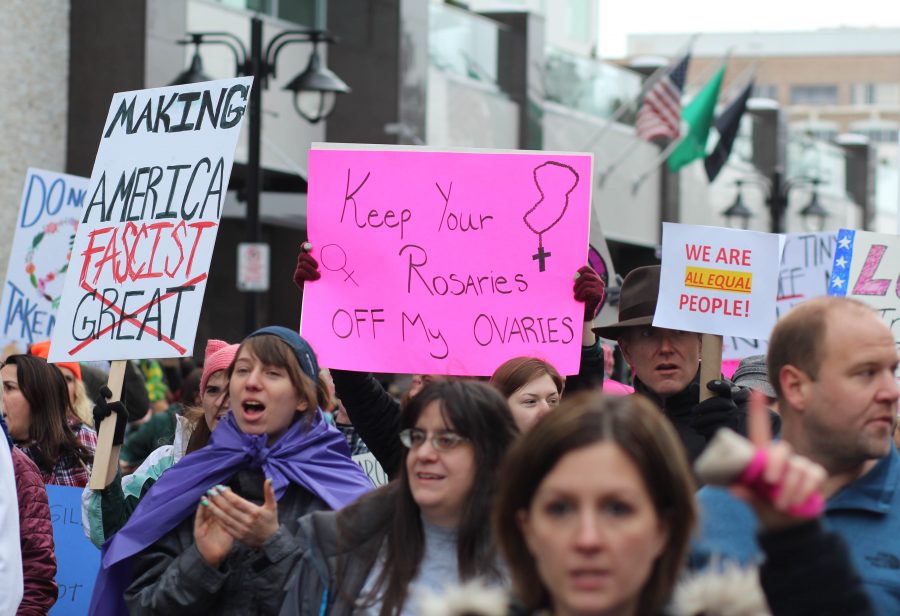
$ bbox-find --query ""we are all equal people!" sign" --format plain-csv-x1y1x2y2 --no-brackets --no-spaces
300,144,593,376
654,222,780,339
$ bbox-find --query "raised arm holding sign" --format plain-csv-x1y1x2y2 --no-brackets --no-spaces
49,77,253,488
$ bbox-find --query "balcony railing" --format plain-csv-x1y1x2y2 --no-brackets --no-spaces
543,46,642,121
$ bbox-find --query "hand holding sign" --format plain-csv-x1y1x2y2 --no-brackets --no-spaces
91,386,128,446
690,379,747,439
293,242,320,288
573,265,605,321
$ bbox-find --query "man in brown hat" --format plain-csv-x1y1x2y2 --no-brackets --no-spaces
595,265,777,461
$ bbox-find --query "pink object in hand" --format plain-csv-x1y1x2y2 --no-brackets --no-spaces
738,449,826,518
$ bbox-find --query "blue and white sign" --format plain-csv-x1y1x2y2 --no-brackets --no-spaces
0,169,88,357
47,485,100,616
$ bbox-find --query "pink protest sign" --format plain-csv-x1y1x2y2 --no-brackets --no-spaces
299,145,593,376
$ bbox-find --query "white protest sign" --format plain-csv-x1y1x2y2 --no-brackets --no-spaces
49,77,253,363
0,169,88,357
723,231,837,360
829,228,900,348
654,222,780,339
353,452,389,487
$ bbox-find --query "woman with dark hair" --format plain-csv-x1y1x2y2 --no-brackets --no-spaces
493,393,874,616
90,326,372,615
2,354,94,487
279,379,519,616
490,357,563,431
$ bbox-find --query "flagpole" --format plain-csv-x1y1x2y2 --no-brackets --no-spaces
630,53,732,193
579,33,699,151
597,139,643,187
631,135,686,193
723,61,758,100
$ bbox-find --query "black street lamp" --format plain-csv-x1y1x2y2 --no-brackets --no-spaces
170,16,350,334
722,181,753,230
722,170,828,233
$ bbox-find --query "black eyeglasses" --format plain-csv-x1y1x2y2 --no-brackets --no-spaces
399,428,469,451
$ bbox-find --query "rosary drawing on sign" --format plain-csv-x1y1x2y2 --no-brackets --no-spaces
523,161,580,272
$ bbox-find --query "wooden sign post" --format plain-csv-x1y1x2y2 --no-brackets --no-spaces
699,333,723,402
88,360,126,489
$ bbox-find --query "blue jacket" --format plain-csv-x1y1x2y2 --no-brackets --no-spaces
692,446,900,615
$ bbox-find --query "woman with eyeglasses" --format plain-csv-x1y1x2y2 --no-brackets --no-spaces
279,379,519,616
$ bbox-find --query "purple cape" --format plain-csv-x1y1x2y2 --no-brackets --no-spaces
89,409,372,615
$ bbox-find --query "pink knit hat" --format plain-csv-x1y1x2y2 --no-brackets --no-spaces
200,340,239,395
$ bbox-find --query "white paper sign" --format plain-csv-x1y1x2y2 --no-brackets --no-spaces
722,231,837,360
654,222,780,339
237,242,270,291
353,452,389,487
829,228,900,349
0,169,89,357
49,77,253,362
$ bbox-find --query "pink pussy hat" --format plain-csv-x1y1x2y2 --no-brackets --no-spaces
200,339,239,394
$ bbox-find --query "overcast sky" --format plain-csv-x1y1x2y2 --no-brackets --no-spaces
598,2,900,58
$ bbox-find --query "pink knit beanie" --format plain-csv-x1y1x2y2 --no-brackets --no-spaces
200,340,239,395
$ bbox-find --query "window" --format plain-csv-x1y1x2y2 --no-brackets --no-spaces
791,122,838,143
753,84,778,100
210,0,316,26
852,83,900,106
790,85,838,106
850,121,900,143
851,83,876,105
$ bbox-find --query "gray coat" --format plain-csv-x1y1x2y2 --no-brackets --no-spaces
279,486,395,616
124,469,330,616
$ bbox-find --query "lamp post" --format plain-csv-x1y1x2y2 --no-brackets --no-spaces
722,170,828,233
170,15,350,334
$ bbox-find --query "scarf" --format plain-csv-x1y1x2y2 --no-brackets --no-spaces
89,409,372,615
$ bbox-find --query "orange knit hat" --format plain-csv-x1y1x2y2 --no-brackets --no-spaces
29,340,82,381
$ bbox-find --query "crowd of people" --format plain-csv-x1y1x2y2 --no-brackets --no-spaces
0,244,895,616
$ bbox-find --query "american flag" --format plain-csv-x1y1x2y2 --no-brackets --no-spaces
635,54,691,142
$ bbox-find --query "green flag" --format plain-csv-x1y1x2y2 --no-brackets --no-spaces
667,65,725,172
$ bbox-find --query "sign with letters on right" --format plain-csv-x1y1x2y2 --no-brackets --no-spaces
723,231,837,360
829,228,900,347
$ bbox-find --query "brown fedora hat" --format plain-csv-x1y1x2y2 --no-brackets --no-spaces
592,265,661,340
